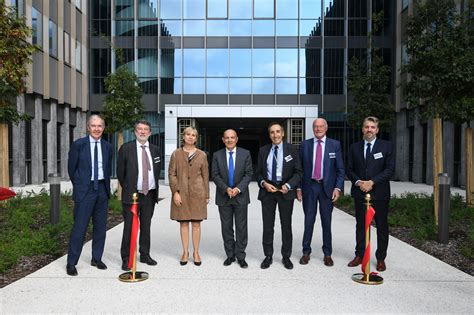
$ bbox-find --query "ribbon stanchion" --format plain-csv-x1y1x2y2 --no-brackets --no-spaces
119,193,149,282
352,194,384,285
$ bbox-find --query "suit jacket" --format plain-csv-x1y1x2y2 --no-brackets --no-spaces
299,137,345,198
256,142,303,201
68,136,112,202
117,140,161,205
347,138,395,200
211,147,253,206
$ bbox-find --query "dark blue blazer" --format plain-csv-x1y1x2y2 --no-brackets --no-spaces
68,136,112,202
299,137,345,198
347,139,395,200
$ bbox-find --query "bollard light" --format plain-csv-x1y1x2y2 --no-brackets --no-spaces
48,173,61,225
437,173,450,244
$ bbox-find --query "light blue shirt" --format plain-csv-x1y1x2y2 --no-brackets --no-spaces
364,138,377,159
89,136,104,181
266,142,283,182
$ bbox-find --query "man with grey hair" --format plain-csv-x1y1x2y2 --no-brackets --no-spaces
66,115,112,276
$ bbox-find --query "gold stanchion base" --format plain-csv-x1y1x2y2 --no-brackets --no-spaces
352,273,384,285
118,271,149,282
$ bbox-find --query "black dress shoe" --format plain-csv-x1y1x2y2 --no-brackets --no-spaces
260,256,272,269
121,260,129,271
223,256,236,266
140,255,157,266
238,259,248,269
282,257,294,270
66,264,78,276
91,259,107,270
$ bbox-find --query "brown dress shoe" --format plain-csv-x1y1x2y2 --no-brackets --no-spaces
376,260,386,271
299,254,310,265
347,256,363,267
323,256,334,266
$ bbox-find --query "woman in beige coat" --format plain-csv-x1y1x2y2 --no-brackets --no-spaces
168,126,209,266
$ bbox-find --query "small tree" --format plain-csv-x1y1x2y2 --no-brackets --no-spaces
347,12,394,131
0,2,36,186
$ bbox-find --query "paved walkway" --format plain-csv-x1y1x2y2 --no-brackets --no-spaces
1,181,473,313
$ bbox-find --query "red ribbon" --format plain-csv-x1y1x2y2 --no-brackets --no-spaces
361,205,375,274
128,202,140,269
0,187,16,201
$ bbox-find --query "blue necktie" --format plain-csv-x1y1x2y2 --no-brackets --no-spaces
365,142,371,162
271,145,278,182
93,141,99,190
228,151,234,188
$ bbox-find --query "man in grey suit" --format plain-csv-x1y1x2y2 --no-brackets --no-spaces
212,129,253,268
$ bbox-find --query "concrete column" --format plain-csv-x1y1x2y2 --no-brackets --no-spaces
47,100,58,176
73,111,87,140
395,111,409,181
61,107,70,180
443,121,454,180
31,95,43,184
12,95,26,186
412,113,424,183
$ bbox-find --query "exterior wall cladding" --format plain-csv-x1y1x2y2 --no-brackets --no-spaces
8,0,473,188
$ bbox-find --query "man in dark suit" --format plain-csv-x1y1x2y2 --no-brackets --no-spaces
66,115,112,276
256,122,303,270
297,118,345,267
212,129,253,268
347,116,395,272
117,120,161,271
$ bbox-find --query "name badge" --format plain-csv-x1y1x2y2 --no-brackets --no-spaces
284,155,293,162
373,152,383,159
329,152,336,159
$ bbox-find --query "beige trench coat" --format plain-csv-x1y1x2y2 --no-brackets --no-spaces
168,148,209,221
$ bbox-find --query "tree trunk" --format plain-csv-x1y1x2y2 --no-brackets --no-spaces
0,123,9,187
466,127,473,207
116,131,124,201
433,118,443,225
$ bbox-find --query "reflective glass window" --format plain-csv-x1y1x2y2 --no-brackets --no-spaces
64,32,70,63
160,0,181,18
252,78,274,94
252,49,274,77
276,49,297,77
276,0,297,19
229,0,251,18
348,19,367,36
161,20,182,36
276,78,297,94
184,0,205,19
161,48,182,77
207,49,229,77
324,0,344,18
254,0,274,18
230,78,251,94
324,20,344,36
49,20,58,57
138,0,158,18
75,40,82,71
92,0,111,19
116,20,134,36
116,0,134,18
349,0,367,17
207,20,228,36
183,20,205,36
116,48,134,71
138,49,158,77
207,78,228,94
183,78,205,94
300,0,322,19
299,78,321,94
230,49,251,77
300,19,322,36
139,78,158,94
207,0,228,18
300,49,321,78
276,20,298,36
161,77,181,94
32,8,42,47
183,49,205,77
229,20,251,36
138,20,159,36
324,48,344,94
91,48,111,77
253,20,274,36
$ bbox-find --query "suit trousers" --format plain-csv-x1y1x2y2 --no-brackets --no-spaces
120,190,156,261
67,181,108,265
354,198,389,261
302,181,334,256
218,202,248,260
261,193,294,258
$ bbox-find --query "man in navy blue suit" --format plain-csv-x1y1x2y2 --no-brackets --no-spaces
346,116,395,272
297,118,345,266
66,115,112,276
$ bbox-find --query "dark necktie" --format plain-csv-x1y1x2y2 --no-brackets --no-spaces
365,142,372,162
271,145,278,182
142,145,151,195
228,151,234,188
93,141,99,190
313,139,322,180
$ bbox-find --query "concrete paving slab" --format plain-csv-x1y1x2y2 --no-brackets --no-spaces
1,182,473,313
